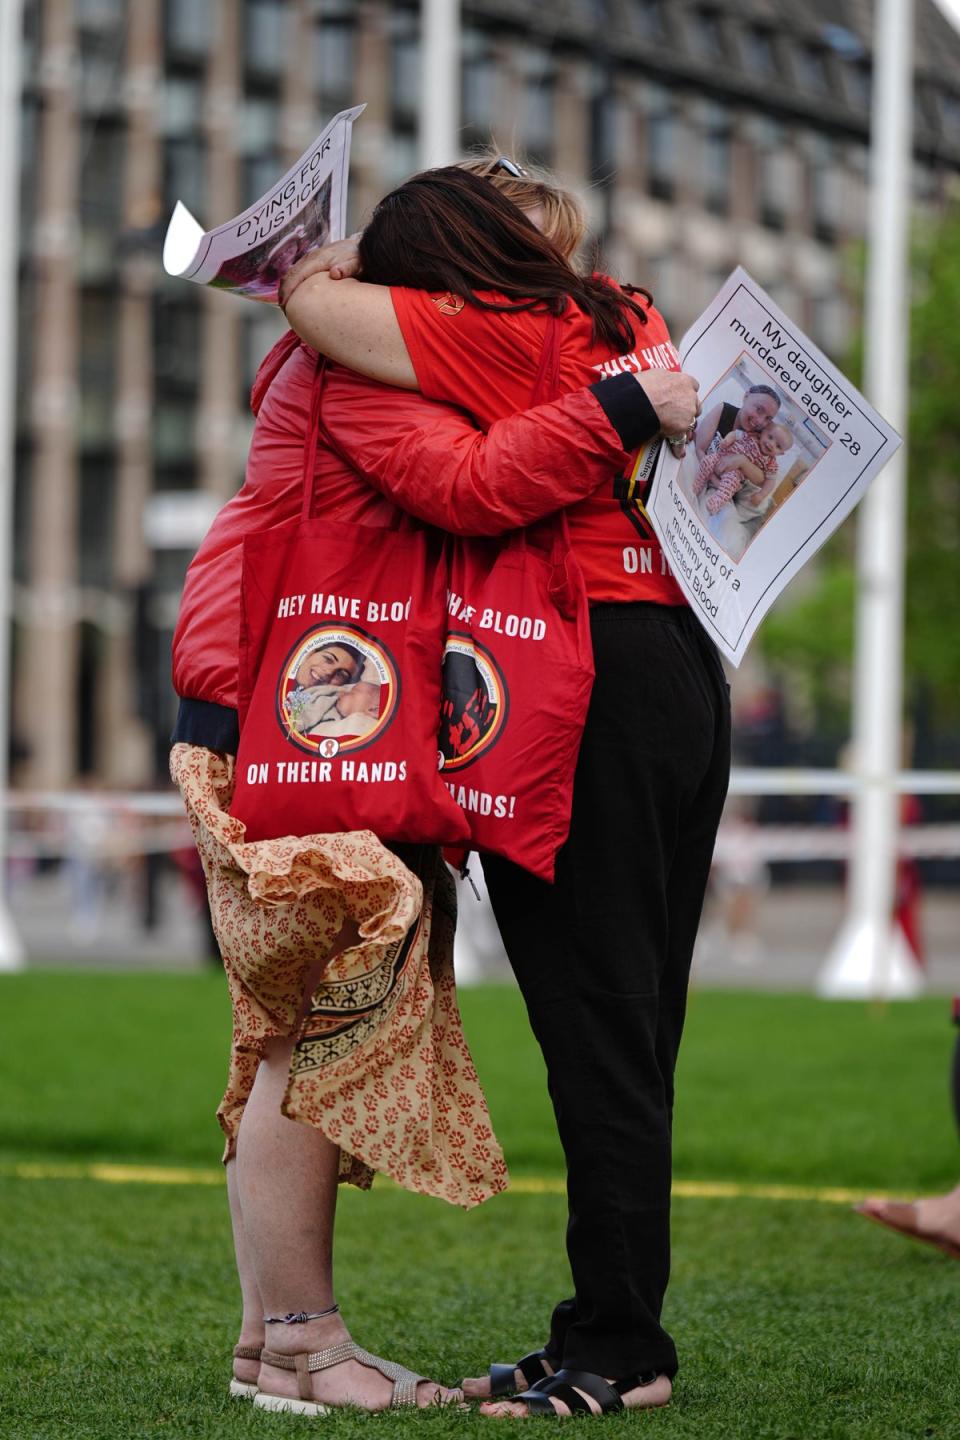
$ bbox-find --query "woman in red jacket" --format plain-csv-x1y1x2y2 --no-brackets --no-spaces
281,164,728,1419
170,174,694,1414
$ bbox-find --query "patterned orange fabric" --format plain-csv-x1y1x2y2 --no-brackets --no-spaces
170,743,507,1208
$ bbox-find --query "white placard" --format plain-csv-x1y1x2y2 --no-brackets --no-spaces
644,268,901,665
162,105,365,303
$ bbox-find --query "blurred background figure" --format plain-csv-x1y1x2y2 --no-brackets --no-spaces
63,779,112,944
699,797,770,970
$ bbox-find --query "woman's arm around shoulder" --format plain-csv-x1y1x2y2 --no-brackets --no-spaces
283,271,419,389
319,371,662,535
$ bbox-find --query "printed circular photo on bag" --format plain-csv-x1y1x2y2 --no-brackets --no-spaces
438,634,508,772
277,626,399,757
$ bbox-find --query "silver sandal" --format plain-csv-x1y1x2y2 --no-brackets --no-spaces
253,1338,430,1415
229,1342,262,1400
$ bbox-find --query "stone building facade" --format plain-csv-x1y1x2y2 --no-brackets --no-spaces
12,0,960,787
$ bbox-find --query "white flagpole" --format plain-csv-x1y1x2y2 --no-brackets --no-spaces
421,0,460,169
817,0,916,999
0,0,26,972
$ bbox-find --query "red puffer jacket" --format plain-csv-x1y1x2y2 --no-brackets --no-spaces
172,333,655,720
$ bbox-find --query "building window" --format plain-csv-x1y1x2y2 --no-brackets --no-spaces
76,0,125,30
18,96,40,252
164,135,208,218
643,83,677,202
161,74,202,137
938,88,960,144
154,291,202,394
845,61,872,112
794,45,830,97
242,310,287,397
15,280,36,440
312,5,355,112
627,0,667,42
911,161,939,206
78,30,124,117
165,0,213,62
645,253,681,325
80,119,124,280
153,288,202,483
240,94,282,208
696,100,732,216
808,135,843,244
153,400,197,471
811,294,847,362
519,44,555,164
390,7,420,129
79,291,116,451
385,131,418,188
22,0,40,78
79,461,116,587
244,0,288,82
752,117,791,230
688,9,725,61
741,27,778,78
462,26,497,144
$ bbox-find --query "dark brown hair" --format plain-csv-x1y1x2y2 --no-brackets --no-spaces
358,167,651,351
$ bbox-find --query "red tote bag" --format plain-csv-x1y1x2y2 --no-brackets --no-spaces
440,521,594,881
439,318,595,881
230,360,469,848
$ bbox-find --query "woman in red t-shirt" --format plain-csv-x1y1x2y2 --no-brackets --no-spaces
282,165,729,1419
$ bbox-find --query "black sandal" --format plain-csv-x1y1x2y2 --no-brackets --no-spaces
514,1368,660,1416
486,1350,555,1398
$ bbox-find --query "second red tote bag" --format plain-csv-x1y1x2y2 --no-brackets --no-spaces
439,316,595,881
439,518,594,881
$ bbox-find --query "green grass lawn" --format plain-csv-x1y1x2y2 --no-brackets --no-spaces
2,974,959,1440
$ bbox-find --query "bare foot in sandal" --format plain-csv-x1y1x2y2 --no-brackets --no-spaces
480,1369,672,1418
254,1316,462,1414
463,1349,555,1399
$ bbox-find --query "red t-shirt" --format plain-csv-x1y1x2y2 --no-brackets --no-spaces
390,284,687,605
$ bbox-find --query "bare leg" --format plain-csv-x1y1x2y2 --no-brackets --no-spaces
226,1159,264,1389
235,940,459,1411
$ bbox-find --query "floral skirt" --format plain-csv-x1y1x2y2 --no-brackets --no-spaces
170,743,507,1208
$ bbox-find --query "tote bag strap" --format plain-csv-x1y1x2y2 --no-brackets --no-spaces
299,350,418,535
300,351,328,523
528,312,586,621
529,310,563,408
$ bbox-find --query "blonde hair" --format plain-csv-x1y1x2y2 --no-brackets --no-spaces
457,148,588,263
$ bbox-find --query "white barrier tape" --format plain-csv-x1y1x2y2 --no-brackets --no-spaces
2,778,960,862
713,825,960,862
729,768,960,796
4,822,960,862
3,768,960,818
2,791,185,815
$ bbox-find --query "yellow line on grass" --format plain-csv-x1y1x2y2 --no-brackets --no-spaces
509,1177,871,1204
2,1160,876,1206
10,1160,224,1186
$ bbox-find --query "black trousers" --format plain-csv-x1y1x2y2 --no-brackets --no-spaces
483,602,731,1381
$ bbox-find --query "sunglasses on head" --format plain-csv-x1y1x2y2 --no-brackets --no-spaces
491,155,527,178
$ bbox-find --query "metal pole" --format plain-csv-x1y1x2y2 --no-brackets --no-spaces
0,0,26,972
420,0,460,169
817,0,915,999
